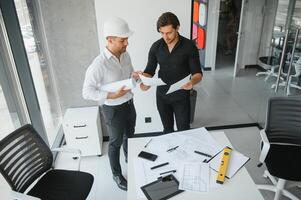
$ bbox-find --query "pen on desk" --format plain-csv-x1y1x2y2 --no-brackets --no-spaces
167,146,179,152
194,150,212,158
150,162,169,170
160,170,177,175
144,139,153,148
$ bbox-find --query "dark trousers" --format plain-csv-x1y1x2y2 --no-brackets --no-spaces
102,100,136,176
156,93,190,134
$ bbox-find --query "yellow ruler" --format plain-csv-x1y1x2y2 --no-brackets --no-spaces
216,147,232,184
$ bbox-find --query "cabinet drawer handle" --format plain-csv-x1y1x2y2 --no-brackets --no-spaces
75,136,88,139
73,124,87,128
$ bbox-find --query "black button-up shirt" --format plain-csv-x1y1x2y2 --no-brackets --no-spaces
144,35,202,98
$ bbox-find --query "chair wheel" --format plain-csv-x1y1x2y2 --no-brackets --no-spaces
73,157,79,160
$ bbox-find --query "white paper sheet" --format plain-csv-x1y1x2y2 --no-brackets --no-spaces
139,74,166,86
134,157,179,199
100,78,136,92
166,75,191,94
146,128,222,162
209,149,250,178
178,162,210,192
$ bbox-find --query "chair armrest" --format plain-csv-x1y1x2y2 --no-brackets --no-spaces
258,129,271,164
11,191,40,200
51,147,82,171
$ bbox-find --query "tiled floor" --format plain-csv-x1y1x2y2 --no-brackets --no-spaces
191,54,298,128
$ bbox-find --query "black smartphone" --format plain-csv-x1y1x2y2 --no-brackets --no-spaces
138,151,158,161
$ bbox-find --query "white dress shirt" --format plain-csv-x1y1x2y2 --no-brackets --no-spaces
82,48,134,106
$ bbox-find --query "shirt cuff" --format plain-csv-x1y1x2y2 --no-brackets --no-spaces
98,90,109,105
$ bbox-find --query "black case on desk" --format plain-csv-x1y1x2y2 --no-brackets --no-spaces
141,174,184,200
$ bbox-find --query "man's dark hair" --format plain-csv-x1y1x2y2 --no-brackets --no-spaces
156,12,180,32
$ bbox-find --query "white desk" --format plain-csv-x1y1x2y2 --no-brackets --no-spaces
128,131,264,200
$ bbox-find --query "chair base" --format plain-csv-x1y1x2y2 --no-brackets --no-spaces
287,82,301,95
257,170,301,200
256,69,278,82
271,78,301,95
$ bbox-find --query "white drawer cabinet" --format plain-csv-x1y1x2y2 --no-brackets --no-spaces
63,106,102,156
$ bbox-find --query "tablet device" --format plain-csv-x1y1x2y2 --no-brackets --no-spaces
141,174,184,200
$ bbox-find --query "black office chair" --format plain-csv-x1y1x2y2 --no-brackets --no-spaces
0,124,94,200
257,96,301,200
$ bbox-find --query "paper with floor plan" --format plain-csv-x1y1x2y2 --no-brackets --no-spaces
166,75,191,94
178,162,210,192
138,74,166,86
100,78,136,92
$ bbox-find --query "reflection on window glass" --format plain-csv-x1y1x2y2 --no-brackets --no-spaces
0,84,21,140
274,0,289,32
14,0,62,146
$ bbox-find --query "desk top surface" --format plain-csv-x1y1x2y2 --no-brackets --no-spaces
128,131,264,200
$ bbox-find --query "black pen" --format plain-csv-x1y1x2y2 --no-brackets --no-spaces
160,170,177,175
144,139,153,148
194,150,212,158
150,162,169,170
167,146,179,152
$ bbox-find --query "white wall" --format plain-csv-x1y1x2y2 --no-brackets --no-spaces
95,0,192,133
39,0,99,111
258,0,278,58
240,0,266,67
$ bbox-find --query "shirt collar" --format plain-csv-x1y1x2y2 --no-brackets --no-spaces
161,34,182,52
104,47,125,61
104,47,114,59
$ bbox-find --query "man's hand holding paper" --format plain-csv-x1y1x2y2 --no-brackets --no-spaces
166,75,191,94
181,81,193,90
107,86,130,99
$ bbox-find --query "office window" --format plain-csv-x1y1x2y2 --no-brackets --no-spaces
0,9,29,140
14,0,62,146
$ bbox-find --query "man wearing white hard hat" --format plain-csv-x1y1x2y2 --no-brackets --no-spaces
82,17,137,191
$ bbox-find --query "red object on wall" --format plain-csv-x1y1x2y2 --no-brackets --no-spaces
197,27,206,49
193,1,199,23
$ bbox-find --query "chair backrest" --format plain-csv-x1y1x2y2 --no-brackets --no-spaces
0,124,53,193
265,96,301,145
264,96,301,181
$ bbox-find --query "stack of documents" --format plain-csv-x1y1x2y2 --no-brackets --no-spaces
134,127,251,199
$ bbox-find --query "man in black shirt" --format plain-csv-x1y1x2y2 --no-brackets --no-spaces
140,12,203,134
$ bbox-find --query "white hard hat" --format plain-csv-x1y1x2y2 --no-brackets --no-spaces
103,17,134,38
